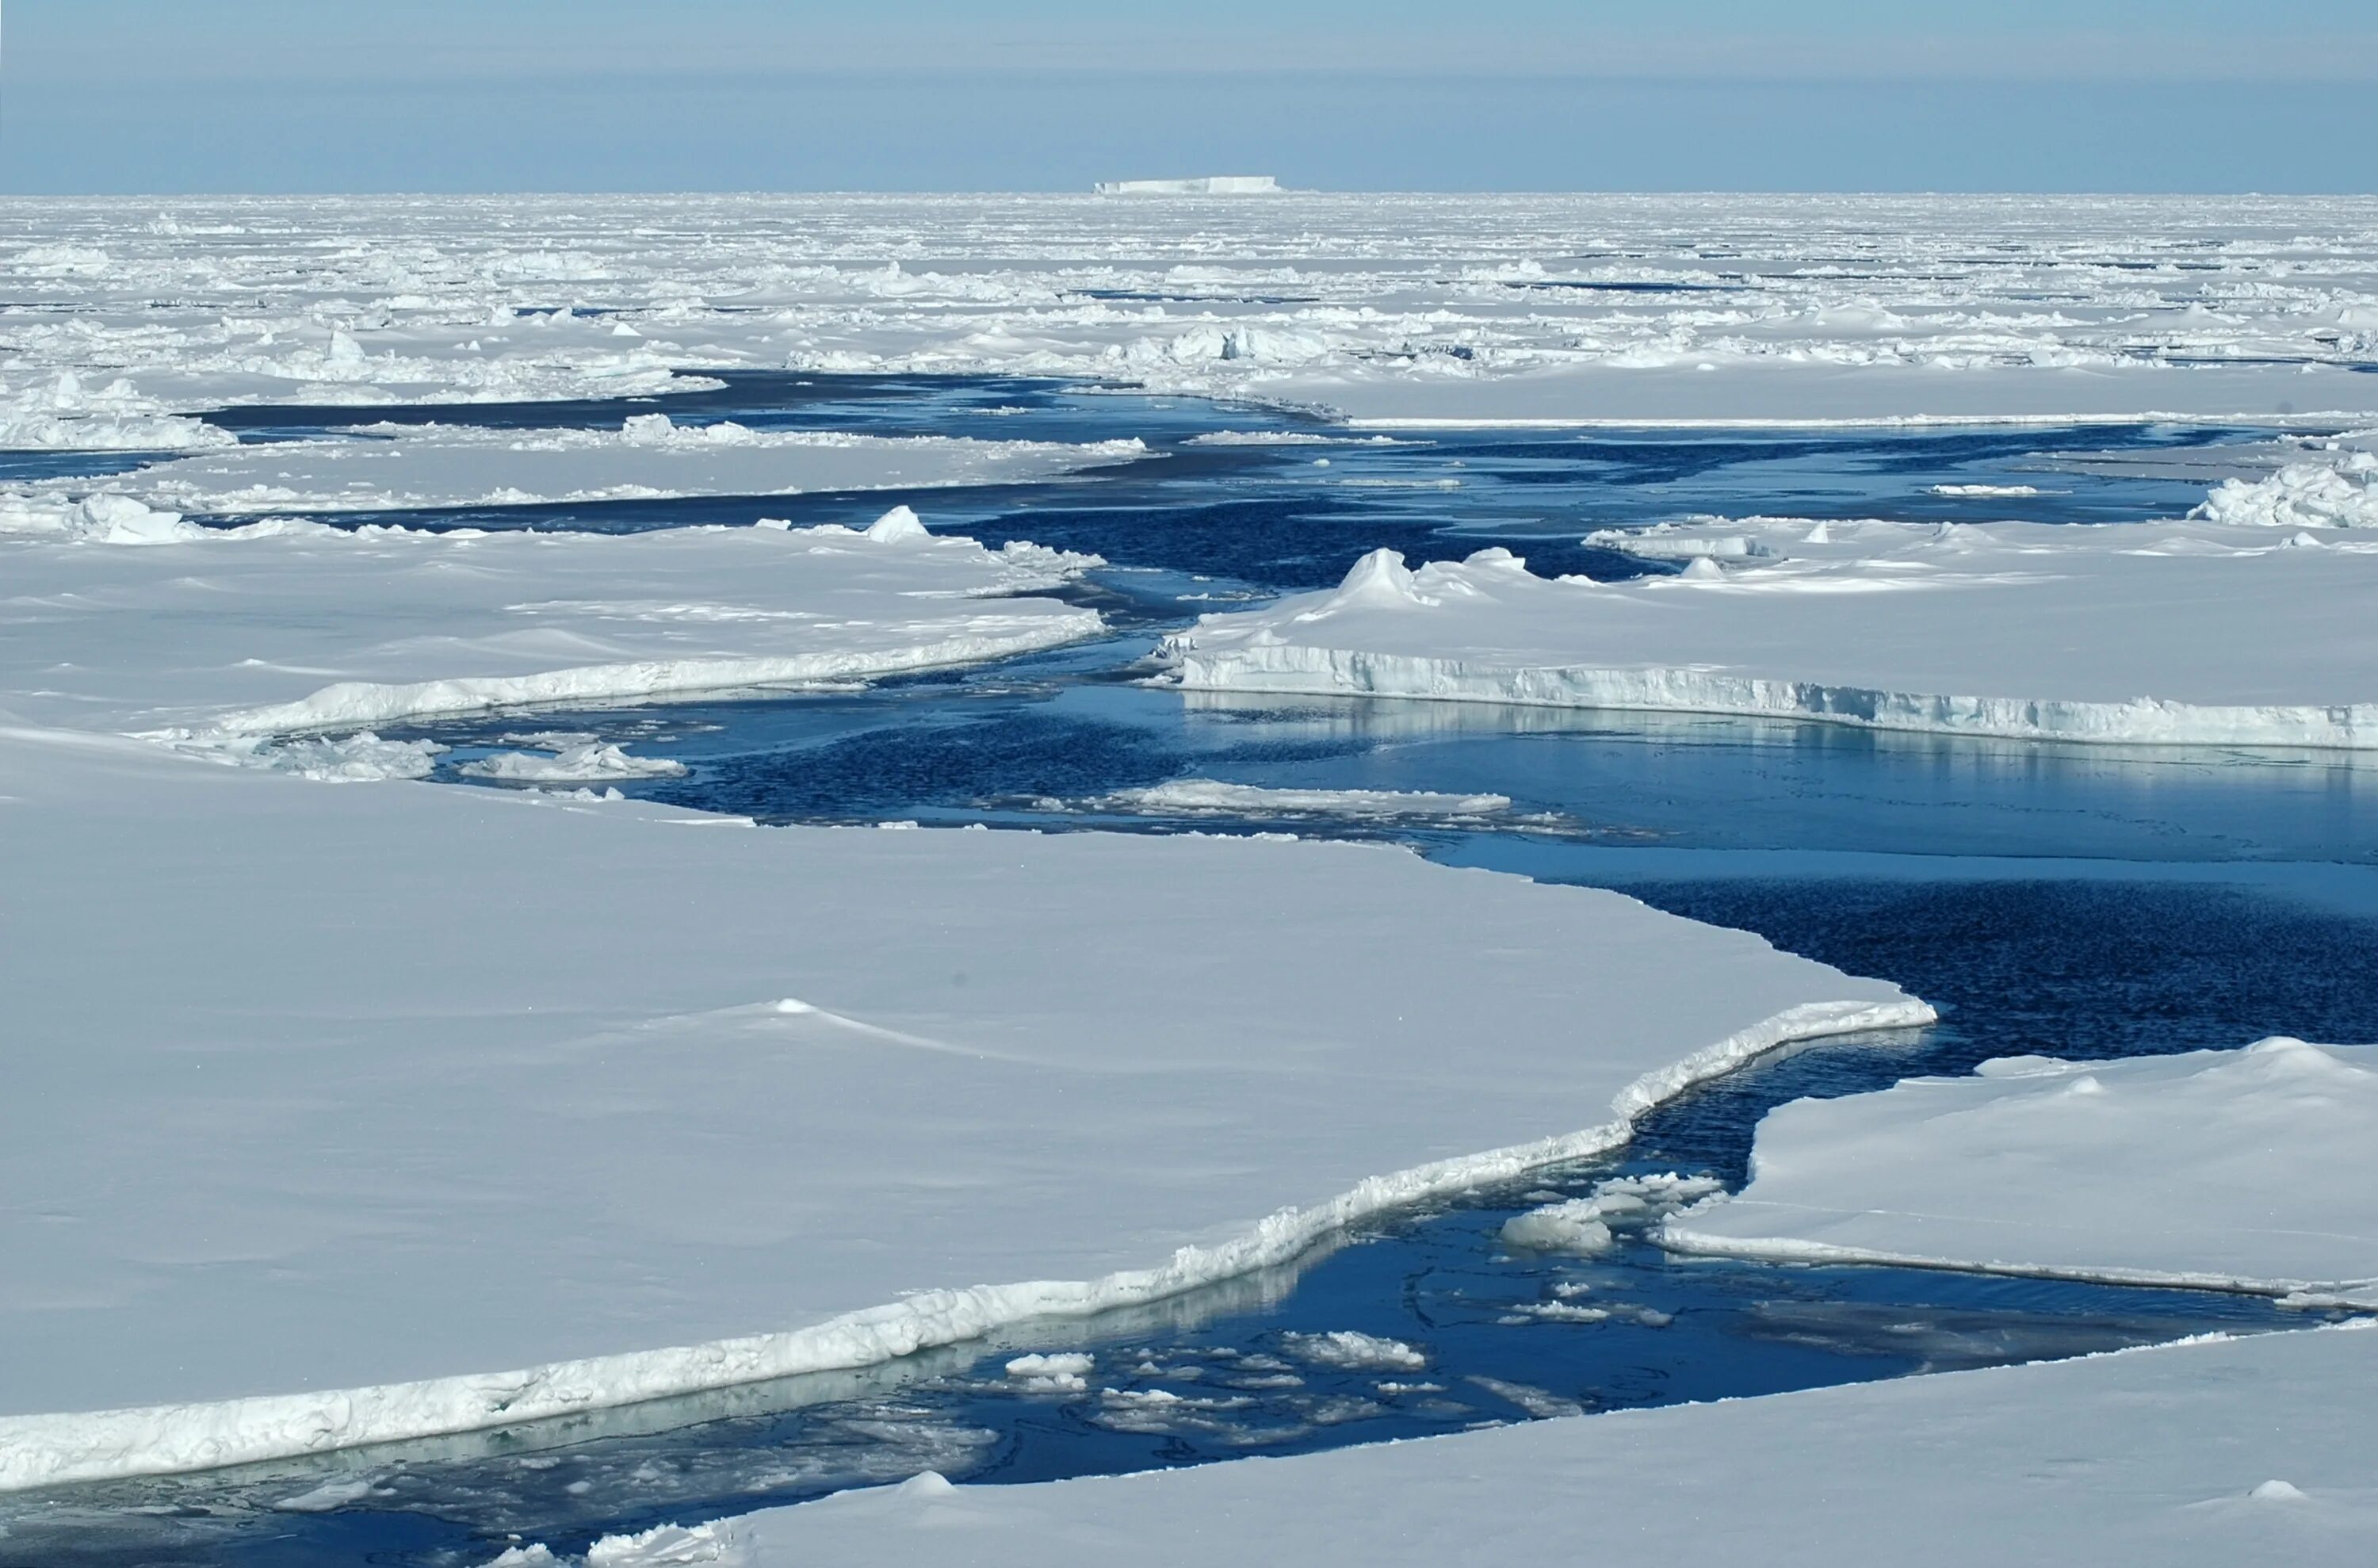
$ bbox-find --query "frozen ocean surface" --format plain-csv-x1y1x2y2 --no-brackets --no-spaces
10,186,2378,1562
12,372,2378,1565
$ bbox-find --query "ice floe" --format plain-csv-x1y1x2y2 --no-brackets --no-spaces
0,723,1921,1486
626,1324,2378,1566
0,507,1103,742
1661,1038,2378,1303
61,422,1145,516
1157,518,2378,748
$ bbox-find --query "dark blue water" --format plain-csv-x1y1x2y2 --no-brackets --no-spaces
12,377,2370,1566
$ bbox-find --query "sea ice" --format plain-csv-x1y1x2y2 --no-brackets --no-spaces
0,509,1103,741
620,1324,2378,1566
1096,780,1512,820
7,195,2377,432
1158,520,2378,748
70,423,1145,515
1661,1038,2378,1301
1279,1333,1428,1372
460,742,688,783
0,725,1922,1486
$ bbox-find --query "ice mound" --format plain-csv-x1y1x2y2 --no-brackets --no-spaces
268,732,446,782
2193,453,2378,530
64,493,201,545
863,504,931,542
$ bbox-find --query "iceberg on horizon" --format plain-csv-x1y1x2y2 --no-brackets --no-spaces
1095,175,1282,195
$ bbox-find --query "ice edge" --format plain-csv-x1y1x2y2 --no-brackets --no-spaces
1653,1226,2378,1307
1159,644,2378,750
0,996,1932,1491
201,615,1107,737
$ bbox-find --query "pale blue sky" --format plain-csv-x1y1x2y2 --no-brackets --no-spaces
5,1,2375,193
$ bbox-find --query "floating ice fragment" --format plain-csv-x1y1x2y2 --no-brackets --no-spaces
270,1474,383,1512
1501,1173,1726,1255
1004,1352,1093,1392
1281,1331,1428,1371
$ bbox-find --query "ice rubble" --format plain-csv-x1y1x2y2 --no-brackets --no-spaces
1660,1039,2378,1302
1500,1172,1724,1256
459,741,686,783
0,725,1923,1487
600,1324,2378,1567
6,194,2378,431
2192,449,2378,530
0,507,1103,743
1157,520,2378,748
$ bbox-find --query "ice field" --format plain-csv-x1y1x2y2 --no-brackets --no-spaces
6,194,2378,1564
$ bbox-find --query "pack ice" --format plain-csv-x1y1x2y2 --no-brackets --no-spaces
1157,518,2378,748
6,194,2378,430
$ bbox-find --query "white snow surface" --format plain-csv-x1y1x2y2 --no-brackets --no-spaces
0,721,1921,1486
598,1325,2378,1567
1661,1038,2378,1301
68,420,1143,516
3,195,2377,432
0,511,1102,742
1158,521,2378,747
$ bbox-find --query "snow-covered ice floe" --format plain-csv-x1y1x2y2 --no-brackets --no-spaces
67,419,1144,516
594,1323,2378,1567
1660,1039,2378,1306
1157,516,2378,748
0,507,1102,744
0,725,1925,1488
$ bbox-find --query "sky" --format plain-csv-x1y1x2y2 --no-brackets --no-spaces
3,1,2376,193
